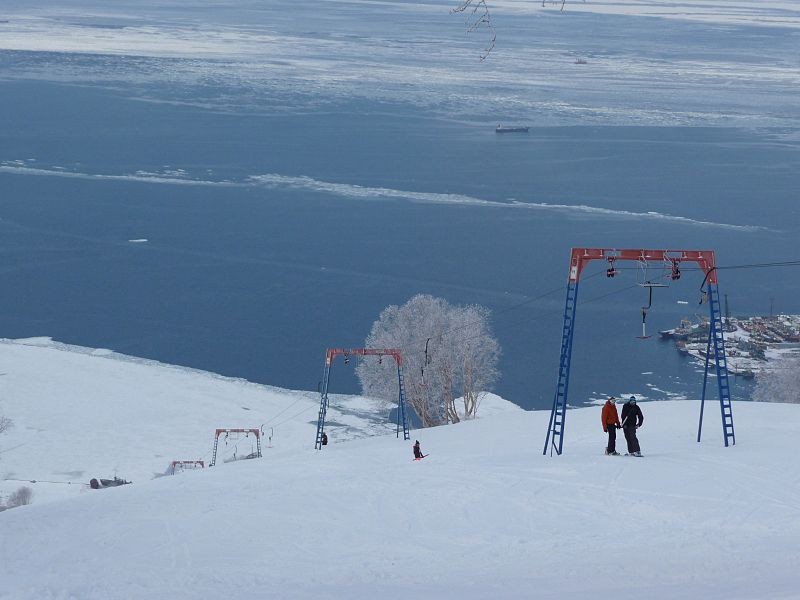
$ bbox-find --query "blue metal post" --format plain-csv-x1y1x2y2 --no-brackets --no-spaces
397,365,410,440
697,326,713,442
543,281,579,456
315,359,332,450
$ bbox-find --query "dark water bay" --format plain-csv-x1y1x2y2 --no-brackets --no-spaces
2,79,799,408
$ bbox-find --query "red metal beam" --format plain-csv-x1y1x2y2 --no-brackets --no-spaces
170,460,204,469
325,348,403,366
214,428,261,439
568,248,717,284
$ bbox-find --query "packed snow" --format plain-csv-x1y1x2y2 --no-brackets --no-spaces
0,337,402,505
1,338,799,599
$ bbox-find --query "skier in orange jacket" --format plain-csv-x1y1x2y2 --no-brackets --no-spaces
601,397,621,456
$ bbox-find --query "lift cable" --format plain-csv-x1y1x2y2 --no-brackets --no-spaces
403,273,639,355
271,403,318,429
607,259,800,272
396,270,605,355
400,255,800,359
3,476,87,486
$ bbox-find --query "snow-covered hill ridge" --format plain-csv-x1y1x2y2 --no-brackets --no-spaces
0,337,518,504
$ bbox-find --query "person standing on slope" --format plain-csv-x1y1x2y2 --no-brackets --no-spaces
413,440,425,460
621,396,644,457
602,396,621,455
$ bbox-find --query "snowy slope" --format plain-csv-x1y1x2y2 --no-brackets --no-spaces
1,339,799,599
0,337,414,504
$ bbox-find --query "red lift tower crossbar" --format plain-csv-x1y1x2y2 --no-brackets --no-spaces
568,248,717,284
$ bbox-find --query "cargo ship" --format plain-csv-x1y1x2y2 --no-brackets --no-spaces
496,125,529,133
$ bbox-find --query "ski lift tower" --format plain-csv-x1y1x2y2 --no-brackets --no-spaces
210,428,262,466
543,248,736,456
315,348,410,449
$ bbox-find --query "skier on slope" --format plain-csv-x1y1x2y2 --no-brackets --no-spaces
413,440,425,460
621,396,644,457
601,396,622,455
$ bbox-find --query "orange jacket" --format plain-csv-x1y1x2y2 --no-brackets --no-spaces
601,401,620,432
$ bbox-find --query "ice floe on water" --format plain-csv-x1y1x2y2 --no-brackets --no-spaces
0,160,768,231
1,1,799,127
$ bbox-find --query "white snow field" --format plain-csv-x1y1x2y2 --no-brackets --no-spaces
0,337,404,505
1,338,800,599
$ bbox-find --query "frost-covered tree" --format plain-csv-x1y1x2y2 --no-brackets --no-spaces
0,415,10,436
0,406,12,470
356,294,500,427
752,356,800,404
0,411,11,450
6,486,33,509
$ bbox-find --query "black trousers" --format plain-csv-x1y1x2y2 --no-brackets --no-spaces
606,427,617,453
623,426,640,454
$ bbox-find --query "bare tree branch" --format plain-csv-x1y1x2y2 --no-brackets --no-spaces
451,0,496,61
6,486,33,509
453,0,584,59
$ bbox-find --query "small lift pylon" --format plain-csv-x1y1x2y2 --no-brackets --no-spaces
210,428,262,466
315,348,410,450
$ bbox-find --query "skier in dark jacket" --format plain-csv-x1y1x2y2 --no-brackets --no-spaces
413,440,425,460
621,396,644,456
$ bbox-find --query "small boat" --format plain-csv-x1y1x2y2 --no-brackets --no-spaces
574,58,588,65
496,125,529,134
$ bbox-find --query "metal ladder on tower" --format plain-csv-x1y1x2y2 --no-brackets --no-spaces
210,435,220,466
396,366,410,440
707,284,735,446
255,433,263,458
544,281,579,456
315,361,332,450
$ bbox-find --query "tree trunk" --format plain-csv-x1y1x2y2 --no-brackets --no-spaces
463,356,476,418
441,368,459,424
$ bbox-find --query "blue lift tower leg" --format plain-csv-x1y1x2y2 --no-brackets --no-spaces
397,365,410,440
315,359,332,450
698,283,735,446
544,280,579,456
697,325,713,443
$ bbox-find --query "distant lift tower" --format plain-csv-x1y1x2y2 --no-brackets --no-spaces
315,348,410,450
543,248,735,456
